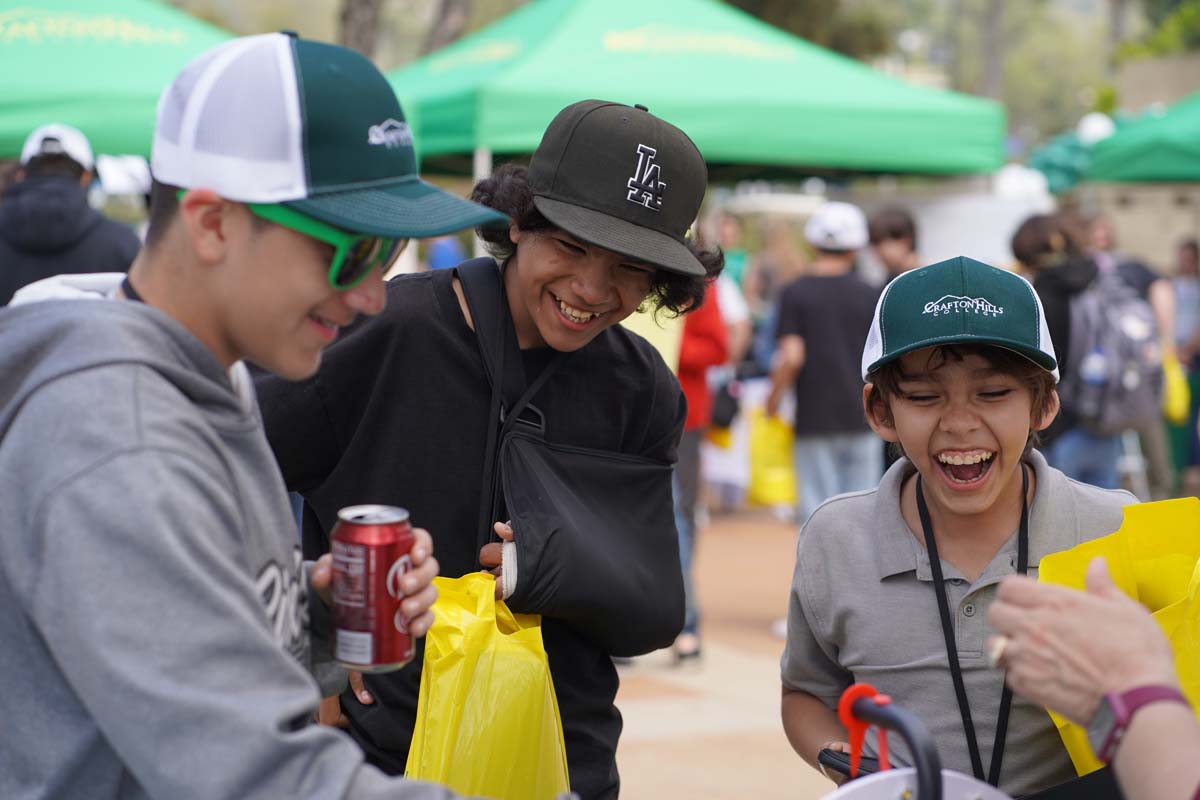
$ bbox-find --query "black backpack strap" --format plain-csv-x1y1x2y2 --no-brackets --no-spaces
455,258,567,559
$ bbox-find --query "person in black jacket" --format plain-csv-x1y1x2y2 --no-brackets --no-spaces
0,123,140,305
255,100,722,800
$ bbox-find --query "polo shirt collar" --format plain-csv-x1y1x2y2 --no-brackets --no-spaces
874,449,1064,582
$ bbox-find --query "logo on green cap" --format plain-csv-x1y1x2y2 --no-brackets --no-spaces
922,294,1005,318
367,119,413,149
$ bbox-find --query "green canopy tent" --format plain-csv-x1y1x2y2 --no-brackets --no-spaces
1089,93,1200,182
0,0,231,159
388,0,1005,180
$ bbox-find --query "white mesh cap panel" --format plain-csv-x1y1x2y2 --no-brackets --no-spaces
151,33,307,202
861,277,895,380
1019,269,1060,382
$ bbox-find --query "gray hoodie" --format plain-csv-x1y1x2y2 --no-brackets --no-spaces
0,293,458,800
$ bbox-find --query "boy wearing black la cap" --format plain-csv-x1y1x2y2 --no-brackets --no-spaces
256,100,723,798
780,256,1135,796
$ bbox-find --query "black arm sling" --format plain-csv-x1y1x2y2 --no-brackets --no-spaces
454,258,684,656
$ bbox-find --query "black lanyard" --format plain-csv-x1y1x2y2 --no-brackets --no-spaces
915,464,1028,787
121,275,144,303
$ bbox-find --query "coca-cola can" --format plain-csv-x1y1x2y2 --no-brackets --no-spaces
330,504,416,672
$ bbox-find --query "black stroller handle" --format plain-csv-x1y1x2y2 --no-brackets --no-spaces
851,697,943,800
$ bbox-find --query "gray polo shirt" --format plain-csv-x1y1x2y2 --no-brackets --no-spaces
781,449,1135,796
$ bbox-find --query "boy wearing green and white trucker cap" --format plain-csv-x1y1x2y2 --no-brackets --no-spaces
0,33,486,800
781,256,1136,796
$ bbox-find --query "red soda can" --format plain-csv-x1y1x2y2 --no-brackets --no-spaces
330,504,416,672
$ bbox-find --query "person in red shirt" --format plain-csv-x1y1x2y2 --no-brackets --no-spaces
674,283,728,659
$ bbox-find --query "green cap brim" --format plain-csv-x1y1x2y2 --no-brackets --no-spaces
865,335,1059,377
533,196,706,277
285,177,508,238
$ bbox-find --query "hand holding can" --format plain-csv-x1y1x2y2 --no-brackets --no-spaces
331,505,438,672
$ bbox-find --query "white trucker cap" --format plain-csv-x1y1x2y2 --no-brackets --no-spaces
21,123,95,172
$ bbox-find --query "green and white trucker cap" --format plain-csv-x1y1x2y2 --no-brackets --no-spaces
861,255,1059,382
151,32,506,238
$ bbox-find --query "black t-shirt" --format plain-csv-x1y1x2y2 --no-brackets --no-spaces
775,274,880,435
255,266,684,800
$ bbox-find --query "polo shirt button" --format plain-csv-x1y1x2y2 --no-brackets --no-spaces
963,604,976,617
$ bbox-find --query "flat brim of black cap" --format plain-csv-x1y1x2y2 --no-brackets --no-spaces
284,177,508,239
533,196,705,277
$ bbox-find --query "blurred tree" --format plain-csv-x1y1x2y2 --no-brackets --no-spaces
1143,0,1186,25
1118,0,1200,57
726,0,837,45
421,0,472,55
340,0,383,56
726,0,898,60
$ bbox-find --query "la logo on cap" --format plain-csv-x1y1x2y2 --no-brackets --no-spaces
627,143,665,211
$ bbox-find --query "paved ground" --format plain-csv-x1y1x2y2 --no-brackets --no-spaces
614,510,835,799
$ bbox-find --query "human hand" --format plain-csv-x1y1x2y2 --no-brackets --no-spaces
817,740,852,786
765,388,782,418
317,671,375,727
317,529,438,632
479,520,515,600
398,527,439,638
308,553,334,607
987,557,1178,725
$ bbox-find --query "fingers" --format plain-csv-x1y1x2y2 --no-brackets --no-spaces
493,520,515,542
1084,556,1122,599
308,554,333,607
479,542,503,568
402,583,438,637
316,694,350,728
348,670,373,705
410,527,434,565
987,634,1009,668
984,594,1027,636
408,607,436,638
402,552,439,597
992,573,1045,606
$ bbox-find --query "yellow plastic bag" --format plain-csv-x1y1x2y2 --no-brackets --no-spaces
747,408,796,507
405,573,569,799
1163,353,1191,424
1037,497,1200,775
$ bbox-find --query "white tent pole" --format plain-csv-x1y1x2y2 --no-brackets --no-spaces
473,146,493,257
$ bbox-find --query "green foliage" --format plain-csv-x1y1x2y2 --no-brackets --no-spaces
1094,83,1119,115
1118,0,1200,59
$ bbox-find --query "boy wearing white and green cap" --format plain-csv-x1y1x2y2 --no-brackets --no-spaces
0,33,505,800
780,256,1135,796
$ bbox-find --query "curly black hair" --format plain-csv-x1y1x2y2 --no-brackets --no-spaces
471,163,722,316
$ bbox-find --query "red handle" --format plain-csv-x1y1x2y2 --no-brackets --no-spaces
837,683,892,777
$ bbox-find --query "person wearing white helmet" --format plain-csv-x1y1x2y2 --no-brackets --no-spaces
767,200,881,524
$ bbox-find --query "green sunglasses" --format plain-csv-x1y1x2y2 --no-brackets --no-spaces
246,202,407,290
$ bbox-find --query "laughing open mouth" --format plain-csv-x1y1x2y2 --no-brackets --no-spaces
936,450,995,483
551,292,601,324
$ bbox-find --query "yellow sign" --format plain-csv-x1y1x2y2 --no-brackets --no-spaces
0,9,187,46
427,40,520,74
604,24,796,61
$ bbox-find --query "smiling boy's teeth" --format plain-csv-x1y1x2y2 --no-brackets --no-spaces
937,451,994,465
558,298,597,323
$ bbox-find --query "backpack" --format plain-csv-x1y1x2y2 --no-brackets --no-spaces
1058,271,1163,435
